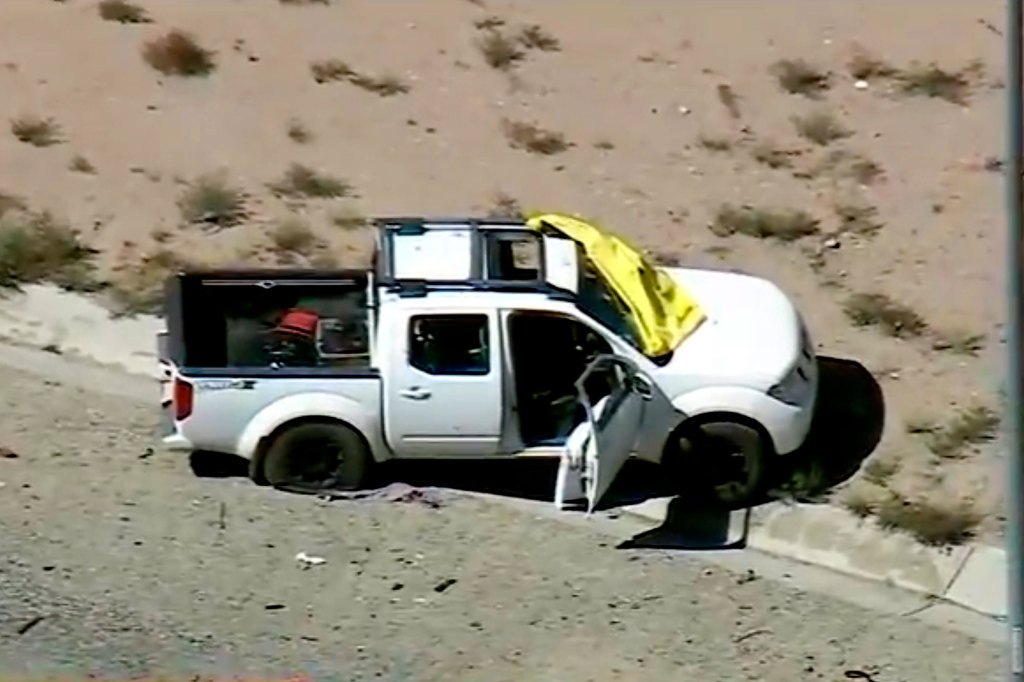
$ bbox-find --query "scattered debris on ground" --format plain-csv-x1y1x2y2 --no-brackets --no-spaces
317,482,448,508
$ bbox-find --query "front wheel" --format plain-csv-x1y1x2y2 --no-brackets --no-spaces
261,421,369,494
668,420,770,509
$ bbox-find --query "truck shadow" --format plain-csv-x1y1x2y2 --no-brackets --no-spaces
188,355,885,552
618,355,886,550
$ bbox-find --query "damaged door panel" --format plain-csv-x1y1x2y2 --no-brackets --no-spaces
555,354,674,513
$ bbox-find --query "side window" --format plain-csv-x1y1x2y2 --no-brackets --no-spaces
487,233,542,281
409,314,490,376
576,255,643,351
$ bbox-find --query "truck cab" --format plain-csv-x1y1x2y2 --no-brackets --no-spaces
158,213,818,509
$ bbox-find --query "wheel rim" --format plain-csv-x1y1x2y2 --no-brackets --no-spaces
288,436,346,488
687,434,757,504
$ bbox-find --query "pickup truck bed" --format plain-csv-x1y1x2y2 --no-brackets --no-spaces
164,268,373,372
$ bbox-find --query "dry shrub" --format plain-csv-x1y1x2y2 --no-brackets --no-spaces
311,59,354,83
931,329,986,356
478,30,525,70
142,30,216,77
771,58,831,98
474,15,506,30
816,149,883,185
710,204,819,241
517,25,560,52
177,173,248,228
838,479,891,519
847,48,898,81
11,116,62,147
922,405,1000,459
69,155,97,174
269,218,320,255
98,0,150,23
716,83,741,119
843,292,927,338
834,202,882,237
0,209,97,291
109,249,191,316
486,192,524,220
286,119,311,144
751,141,795,169
697,135,732,152
0,192,27,219
502,119,569,155
269,163,352,199
476,20,558,70
793,110,850,146
347,72,410,97
309,60,408,95
897,62,976,105
874,491,983,546
331,206,369,230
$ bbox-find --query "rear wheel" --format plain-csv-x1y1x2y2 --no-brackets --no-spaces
668,419,769,509
261,421,369,493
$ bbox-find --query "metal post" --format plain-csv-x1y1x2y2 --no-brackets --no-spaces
1008,0,1024,679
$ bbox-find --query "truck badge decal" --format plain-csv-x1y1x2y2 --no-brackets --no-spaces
195,379,257,392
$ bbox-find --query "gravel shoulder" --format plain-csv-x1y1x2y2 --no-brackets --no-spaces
0,361,1005,681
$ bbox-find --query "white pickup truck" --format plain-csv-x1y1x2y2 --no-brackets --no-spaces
158,213,818,510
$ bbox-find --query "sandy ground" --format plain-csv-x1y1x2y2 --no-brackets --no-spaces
0,358,1005,680
0,3,1008,531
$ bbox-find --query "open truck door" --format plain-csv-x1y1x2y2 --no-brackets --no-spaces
555,354,668,513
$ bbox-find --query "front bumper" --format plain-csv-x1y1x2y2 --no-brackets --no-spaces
768,358,819,455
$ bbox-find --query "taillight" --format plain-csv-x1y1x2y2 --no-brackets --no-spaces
174,378,193,421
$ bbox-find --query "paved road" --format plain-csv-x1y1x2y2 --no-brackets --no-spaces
0,355,1005,681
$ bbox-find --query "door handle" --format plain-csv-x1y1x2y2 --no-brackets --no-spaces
631,376,654,401
400,387,432,400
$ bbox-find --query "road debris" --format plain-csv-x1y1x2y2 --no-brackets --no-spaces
295,551,326,568
264,603,286,611
433,578,458,593
16,615,45,635
0,446,18,459
318,482,447,509
734,627,772,644
736,569,759,585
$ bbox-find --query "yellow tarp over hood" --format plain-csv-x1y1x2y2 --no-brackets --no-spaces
526,212,706,358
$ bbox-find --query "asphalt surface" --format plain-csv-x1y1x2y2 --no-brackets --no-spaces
0,361,1006,681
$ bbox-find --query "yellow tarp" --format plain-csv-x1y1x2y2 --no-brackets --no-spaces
525,212,706,358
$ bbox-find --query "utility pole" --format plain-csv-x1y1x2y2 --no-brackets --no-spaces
1007,1,1023,679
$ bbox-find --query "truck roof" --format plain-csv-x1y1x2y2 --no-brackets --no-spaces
378,287,574,312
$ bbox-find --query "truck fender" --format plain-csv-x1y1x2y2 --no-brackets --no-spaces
236,392,388,467
669,386,783,455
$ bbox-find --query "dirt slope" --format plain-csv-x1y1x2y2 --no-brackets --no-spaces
0,0,1008,541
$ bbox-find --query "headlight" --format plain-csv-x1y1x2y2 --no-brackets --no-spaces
768,363,811,407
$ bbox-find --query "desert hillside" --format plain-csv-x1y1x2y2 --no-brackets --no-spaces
0,0,1008,543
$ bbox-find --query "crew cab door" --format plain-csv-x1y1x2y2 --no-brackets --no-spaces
556,354,671,512
384,309,503,457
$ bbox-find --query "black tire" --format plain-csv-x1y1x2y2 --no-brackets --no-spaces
261,421,369,493
668,419,770,509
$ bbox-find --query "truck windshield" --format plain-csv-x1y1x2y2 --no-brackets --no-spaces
576,258,644,352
